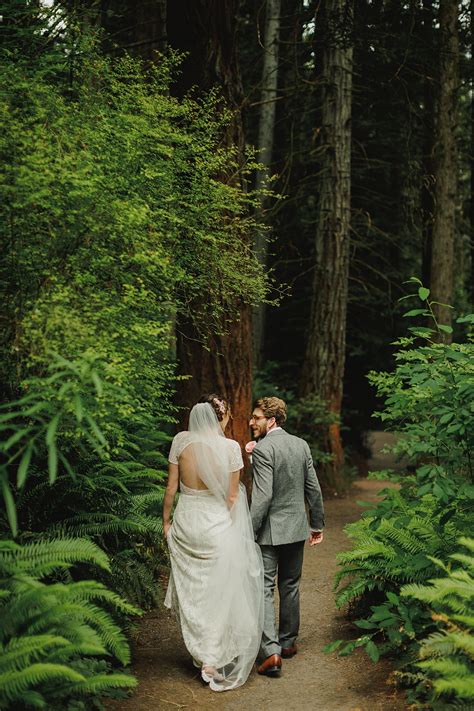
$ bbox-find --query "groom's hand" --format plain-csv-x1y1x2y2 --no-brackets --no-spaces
309,530,323,546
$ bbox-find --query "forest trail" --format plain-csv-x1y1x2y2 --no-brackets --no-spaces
109,476,407,711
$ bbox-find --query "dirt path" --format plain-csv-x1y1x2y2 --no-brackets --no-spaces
109,478,406,711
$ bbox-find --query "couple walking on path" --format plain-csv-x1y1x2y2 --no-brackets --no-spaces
162,395,325,692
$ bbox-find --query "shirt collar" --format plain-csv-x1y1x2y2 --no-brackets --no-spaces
266,426,282,435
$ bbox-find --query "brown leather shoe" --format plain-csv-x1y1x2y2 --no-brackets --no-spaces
281,644,298,659
257,654,282,676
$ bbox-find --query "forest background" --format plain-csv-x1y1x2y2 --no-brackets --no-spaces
0,1,473,710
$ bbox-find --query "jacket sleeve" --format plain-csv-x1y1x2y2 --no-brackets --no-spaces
250,445,274,536
304,443,325,530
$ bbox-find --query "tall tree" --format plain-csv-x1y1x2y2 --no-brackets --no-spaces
300,0,353,491
470,0,474,305
253,0,281,366
430,0,459,336
167,1,255,455
100,0,167,58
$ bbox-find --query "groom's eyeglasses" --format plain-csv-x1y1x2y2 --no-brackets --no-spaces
250,414,267,422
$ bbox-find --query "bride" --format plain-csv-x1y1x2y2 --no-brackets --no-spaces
162,395,264,691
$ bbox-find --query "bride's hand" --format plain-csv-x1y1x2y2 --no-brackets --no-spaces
164,521,171,538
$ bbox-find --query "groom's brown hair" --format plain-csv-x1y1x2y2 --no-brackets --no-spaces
255,397,287,425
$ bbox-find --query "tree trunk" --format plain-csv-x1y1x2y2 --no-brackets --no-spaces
100,0,167,58
430,0,459,338
471,0,474,306
421,0,436,289
253,0,281,366
300,0,353,493
167,1,253,469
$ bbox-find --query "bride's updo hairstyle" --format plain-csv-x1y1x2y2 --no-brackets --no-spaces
198,393,230,422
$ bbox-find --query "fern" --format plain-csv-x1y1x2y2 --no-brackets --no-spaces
0,539,139,709
401,538,474,705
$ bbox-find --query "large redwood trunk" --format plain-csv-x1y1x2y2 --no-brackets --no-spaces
167,1,253,467
98,0,253,457
430,0,459,339
300,0,353,493
176,306,252,451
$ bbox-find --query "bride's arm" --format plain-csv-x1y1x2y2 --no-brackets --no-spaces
163,463,179,537
227,470,241,510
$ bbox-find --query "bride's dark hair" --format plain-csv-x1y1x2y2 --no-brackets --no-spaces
198,393,230,422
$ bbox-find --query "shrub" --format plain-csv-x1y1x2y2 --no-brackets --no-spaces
325,282,474,706
0,538,139,710
402,537,474,706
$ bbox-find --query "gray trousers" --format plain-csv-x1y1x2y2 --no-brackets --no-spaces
259,540,305,659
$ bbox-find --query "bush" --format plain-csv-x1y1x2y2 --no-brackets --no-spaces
325,283,474,706
402,537,474,706
0,538,139,710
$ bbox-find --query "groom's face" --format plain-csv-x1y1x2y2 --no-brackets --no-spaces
250,408,274,440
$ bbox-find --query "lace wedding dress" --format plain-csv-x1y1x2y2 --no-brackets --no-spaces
165,405,264,691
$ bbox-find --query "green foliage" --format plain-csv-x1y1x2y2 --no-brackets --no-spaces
325,287,474,706
1,42,267,410
0,539,139,710
0,353,169,609
401,537,474,705
0,354,111,535
368,287,474,483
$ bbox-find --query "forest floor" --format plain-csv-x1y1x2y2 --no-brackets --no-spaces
108,434,408,711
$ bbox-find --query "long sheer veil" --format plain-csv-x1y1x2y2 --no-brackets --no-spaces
187,403,264,691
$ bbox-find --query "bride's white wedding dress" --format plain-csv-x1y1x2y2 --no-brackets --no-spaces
164,405,264,692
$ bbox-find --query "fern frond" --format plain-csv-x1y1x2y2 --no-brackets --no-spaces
0,636,70,672
71,672,137,695
0,539,110,577
433,676,474,700
0,663,85,703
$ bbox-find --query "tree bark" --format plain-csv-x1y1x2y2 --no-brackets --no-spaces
253,0,281,366
421,0,436,289
167,1,253,468
430,0,459,338
471,0,474,306
300,0,353,492
100,0,167,58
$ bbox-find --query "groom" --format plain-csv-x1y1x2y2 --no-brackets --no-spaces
249,396,324,677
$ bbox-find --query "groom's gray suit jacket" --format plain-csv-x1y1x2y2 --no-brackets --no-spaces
250,429,324,545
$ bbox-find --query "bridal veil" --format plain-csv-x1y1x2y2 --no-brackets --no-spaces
167,403,264,691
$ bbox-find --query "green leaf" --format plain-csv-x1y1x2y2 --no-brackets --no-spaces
438,324,453,334
365,640,380,663
403,309,429,318
418,287,430,301
354,619,377,629
407,326,434,336
85,414,107,448
74,394,84,423
58,452,76,481
91,371,103,397
3,428,32,452
48,442,58,484
17,442,34,488
322,640,344,654
1,470,18,537
46,414,60,447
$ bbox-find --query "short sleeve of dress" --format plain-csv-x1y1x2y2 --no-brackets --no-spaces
228,440,244,472
168,432,186,464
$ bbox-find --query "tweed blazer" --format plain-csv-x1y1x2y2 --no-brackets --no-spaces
250,429,325,546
